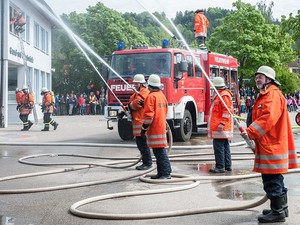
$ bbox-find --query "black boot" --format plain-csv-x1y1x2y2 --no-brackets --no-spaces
262,194,288,217
53,122,59,130
21,126,29,131
41,125,49,131
258,195,286,223
28,121,33,130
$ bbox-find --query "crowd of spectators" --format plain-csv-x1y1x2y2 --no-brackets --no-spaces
239,86,299,114
53,86,107,116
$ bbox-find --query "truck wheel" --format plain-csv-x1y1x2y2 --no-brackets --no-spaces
174,110,193,142
296,113,300,126
118,119,134,141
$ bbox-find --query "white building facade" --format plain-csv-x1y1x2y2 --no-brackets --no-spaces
0,0,54,127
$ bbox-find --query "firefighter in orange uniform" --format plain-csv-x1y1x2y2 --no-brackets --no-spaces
208,77,234,173
243,66,298,223
41,87,58,131
10,10,26,33
129,74,152,170
141,74,172,179
18,86,34,131
194,9,209,47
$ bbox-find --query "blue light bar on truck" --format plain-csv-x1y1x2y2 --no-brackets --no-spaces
117,41,125,50
162,39,169,48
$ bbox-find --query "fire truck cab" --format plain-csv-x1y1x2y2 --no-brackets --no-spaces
105,41,239,141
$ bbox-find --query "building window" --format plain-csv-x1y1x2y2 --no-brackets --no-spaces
25,15,30,43
45,31,49,54
34,22,40,48
9,5,26,37
47,73,51,90
34,69,40,102
8,68,18,103
41,71,46,87
41,27,46,52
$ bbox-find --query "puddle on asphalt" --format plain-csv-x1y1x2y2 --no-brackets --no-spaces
192,162,264,201
0,216,36,224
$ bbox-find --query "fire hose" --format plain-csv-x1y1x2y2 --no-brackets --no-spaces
0,142,299,219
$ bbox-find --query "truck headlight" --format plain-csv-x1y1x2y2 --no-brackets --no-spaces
108,109,118,117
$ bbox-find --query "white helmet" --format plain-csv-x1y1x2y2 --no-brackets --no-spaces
147,74,161,87
41,87,48,92
212,77,225,88
255,65,281,86
16,87,21,92
133,74,146,83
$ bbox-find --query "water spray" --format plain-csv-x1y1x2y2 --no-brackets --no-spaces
29,0,134,125
136,0,255,151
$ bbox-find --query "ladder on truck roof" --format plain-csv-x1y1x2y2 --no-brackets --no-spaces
18,33,38,124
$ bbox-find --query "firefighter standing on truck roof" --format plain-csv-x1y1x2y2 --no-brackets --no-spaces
129,74,152,170
17,86,34,131
41,87,58,131
241,66,298,223
208,77,234,173
194,9,209,48
141,74,172,179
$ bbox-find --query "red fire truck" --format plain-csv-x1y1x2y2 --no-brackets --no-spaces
105,41,240,141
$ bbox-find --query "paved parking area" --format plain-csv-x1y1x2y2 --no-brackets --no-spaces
0,114,299,225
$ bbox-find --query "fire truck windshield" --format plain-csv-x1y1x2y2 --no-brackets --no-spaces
109,52,171,79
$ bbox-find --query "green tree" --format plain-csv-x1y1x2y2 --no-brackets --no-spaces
281,10,300,55
207,0,297,90
52,3,148,94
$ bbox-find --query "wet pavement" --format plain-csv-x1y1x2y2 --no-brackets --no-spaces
0,113,299,225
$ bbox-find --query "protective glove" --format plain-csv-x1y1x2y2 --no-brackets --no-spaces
140,124,149,139
117,111,125,119
138,100,144,107
217,123,224,132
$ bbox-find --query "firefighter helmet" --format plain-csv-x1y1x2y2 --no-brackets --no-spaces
212,77,225,88
255,66,281,86
41,87,48,92
133,74,146,83
147,74,161,87
22,85,29,92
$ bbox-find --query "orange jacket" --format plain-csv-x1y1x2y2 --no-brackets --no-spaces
194,12,209,37
246,84,298,174
129,86,150,136
16,91,23,104
208,89,234,139
143,90,168,148
42,92,54,113
19,92,34,115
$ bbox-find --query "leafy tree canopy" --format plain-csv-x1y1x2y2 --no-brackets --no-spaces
207,0,297,89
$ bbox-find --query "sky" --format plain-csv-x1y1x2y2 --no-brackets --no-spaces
45,0,299,20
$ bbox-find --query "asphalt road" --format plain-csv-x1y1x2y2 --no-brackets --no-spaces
0,113,299,225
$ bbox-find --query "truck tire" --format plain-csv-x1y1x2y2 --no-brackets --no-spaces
118,118,134,141
296,112,300,126
174,110,193,142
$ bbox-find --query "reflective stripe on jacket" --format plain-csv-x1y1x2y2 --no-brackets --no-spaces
143,90,168,148
208,89,234,139
129,86,150,136
194,12,209,37
246,84,298,174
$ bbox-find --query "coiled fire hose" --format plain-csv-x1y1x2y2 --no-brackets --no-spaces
0,140,299,220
